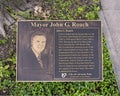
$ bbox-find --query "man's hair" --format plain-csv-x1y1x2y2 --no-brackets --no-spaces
30,31,46,41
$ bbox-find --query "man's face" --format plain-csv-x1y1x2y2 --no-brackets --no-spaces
31,35,46,53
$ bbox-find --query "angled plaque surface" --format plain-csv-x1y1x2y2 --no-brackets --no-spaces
17,20,102,82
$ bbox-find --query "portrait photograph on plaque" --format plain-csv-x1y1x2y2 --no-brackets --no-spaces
17,20,102,82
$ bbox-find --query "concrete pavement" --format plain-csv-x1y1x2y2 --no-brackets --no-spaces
100,0,120,91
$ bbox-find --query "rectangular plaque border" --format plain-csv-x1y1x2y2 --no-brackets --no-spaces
16,20,103,82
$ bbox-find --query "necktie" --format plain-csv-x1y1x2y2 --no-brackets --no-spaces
37,55,44,69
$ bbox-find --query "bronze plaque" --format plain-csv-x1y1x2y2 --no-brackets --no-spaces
17,20,102,81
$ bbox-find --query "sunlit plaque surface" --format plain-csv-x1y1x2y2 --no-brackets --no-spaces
17,20,102,82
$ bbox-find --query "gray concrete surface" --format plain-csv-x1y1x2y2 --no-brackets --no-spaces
100,0,120,91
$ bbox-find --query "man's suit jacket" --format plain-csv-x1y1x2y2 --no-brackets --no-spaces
17,48,52,81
